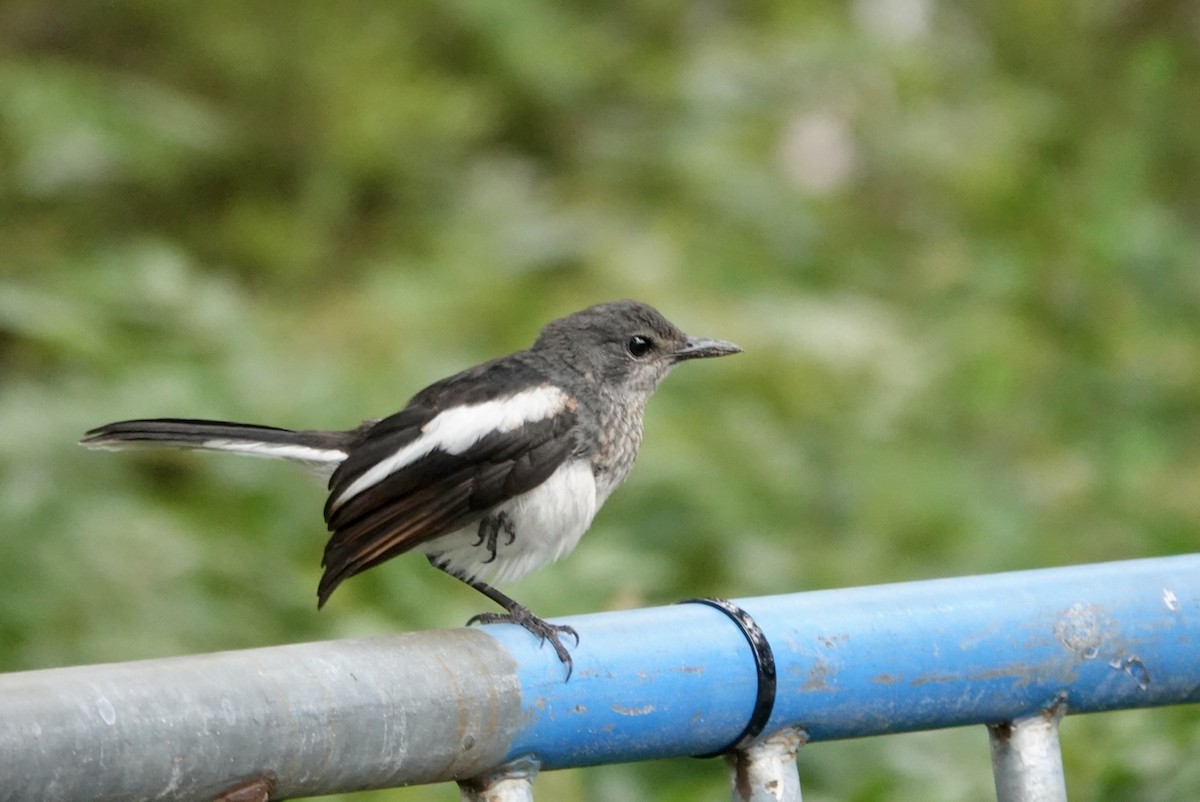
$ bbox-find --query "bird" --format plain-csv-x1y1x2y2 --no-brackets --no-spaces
81,300,741,678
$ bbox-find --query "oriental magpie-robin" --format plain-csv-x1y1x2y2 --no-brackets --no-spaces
81,300,741,678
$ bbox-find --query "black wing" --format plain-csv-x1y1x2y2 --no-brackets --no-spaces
317,358,579,605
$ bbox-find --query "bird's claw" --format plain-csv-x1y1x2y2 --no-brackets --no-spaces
468,609,579,679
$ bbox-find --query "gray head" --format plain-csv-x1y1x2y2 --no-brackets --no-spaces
532,300,741,395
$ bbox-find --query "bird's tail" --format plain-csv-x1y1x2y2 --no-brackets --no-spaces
80,418,353,474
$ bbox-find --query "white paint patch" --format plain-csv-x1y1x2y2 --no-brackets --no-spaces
424,459,597,586
332,385,570,511
94,695,116,726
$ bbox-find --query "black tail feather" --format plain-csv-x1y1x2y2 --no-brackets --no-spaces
80,418,356,470
81,418,300,448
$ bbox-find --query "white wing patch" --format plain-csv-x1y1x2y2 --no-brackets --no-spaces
331,384,571,511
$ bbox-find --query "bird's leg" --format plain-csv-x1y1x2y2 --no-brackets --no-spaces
463,578,579,679
470,512,516,565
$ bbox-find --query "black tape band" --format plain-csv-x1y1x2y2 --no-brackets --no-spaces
678,597,777,757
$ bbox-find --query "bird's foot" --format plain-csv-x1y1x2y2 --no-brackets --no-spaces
468,606,579,679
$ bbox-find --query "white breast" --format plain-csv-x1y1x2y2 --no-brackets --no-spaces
422,459,599,587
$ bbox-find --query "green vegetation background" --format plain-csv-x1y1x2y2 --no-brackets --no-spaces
2,2,1198,800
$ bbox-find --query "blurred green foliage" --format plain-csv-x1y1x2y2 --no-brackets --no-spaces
2,1,1198,800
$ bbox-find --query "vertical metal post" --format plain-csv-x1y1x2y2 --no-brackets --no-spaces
988,702,1067,802
725,728,806,802
459,757,539,802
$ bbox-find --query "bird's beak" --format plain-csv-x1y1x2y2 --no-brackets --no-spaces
673,336,743,362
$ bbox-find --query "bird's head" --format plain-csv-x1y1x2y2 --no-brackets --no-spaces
532,300,742,397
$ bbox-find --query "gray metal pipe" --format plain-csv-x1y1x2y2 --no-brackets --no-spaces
457,758,539,802
1,630,521,802
726,728,805,802
989,703,1068,802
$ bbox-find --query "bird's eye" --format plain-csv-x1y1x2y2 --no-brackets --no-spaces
627,335,653,358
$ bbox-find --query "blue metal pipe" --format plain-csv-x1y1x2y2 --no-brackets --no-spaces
1,554,1195,800
484,554,1200,769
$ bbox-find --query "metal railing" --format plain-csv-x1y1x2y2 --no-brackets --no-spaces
2,554,1197,801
